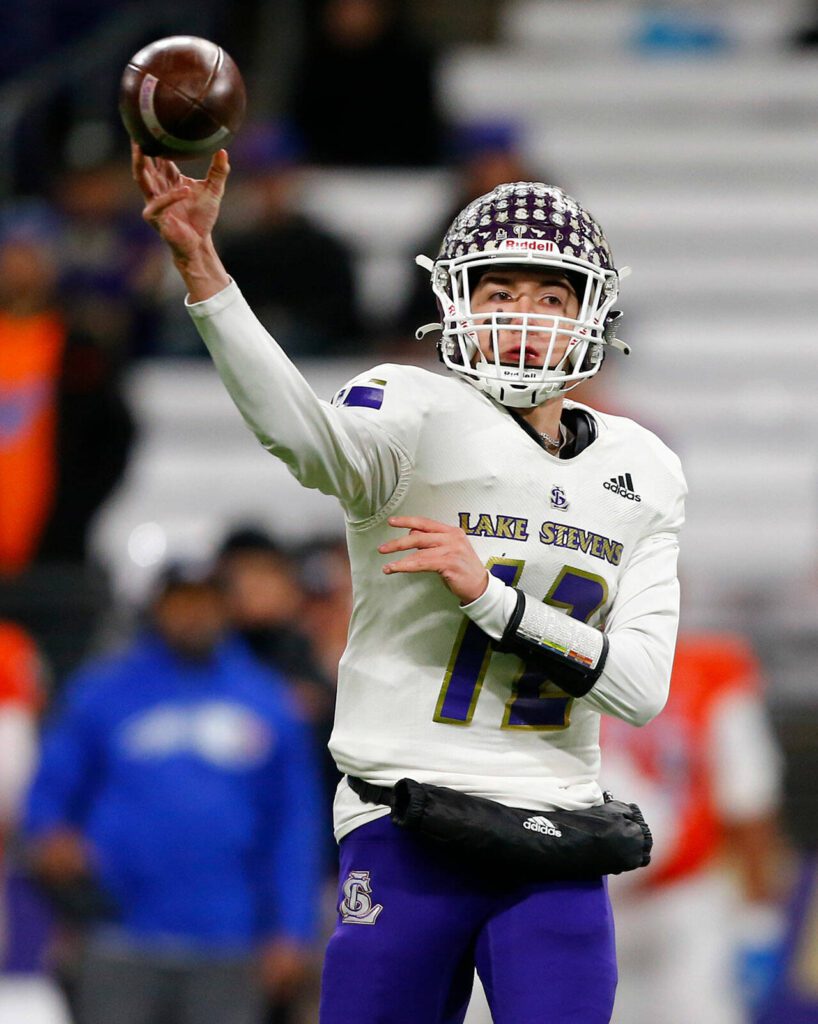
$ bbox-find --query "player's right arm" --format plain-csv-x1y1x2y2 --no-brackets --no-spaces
132,144,407,517
189,284,407,514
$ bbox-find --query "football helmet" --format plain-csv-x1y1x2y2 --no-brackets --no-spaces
416,182,629,408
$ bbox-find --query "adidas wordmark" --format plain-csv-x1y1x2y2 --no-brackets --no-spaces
523,815,563,837
604,473,641,502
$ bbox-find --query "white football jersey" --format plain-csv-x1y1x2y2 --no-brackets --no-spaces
189,283,686,840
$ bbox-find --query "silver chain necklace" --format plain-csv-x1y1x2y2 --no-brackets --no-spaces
538,425,564,451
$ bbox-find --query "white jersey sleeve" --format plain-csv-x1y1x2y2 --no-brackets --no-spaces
186,281,417,522
585,520,682,725
586,430,685,725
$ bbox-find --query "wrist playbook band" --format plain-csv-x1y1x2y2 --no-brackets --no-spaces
497,588,609,697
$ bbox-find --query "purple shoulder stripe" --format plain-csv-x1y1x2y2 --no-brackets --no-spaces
342,385,384,410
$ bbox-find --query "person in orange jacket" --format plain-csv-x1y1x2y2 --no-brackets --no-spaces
601,633,788,1024
0,620,42,958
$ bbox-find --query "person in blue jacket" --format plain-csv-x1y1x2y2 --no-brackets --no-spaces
24,560,324,1024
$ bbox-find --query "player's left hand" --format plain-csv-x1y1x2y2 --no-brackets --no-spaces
379,516,488,605
257,937,313,999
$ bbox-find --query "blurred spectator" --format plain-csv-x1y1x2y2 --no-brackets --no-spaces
747,594,818,1022
394,120,541,342
0,2,230,195
35,324,134,564
600,632,789,1024
217,529,338,814
287,0,446,167
216,527,338,1024
754,853,818,1024
297,537,353,689
217,526,335,731
0,1,142,90
23,561,323,1024
0,200,134,573
43,162,139,559
0,205,66,577
0,200,132,681
52,157,167,359
792,2,818,48
0,621,42,960
219,124,362,355
0,1,125,195
443,121,537,212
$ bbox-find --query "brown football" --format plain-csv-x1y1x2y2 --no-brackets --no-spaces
119,36,246,159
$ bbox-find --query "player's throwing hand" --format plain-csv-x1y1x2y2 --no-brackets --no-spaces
131,141,230,264
379,516,489,605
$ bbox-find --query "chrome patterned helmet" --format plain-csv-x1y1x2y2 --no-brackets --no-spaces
416,182,629,407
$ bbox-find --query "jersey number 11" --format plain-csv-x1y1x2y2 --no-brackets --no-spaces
433,559,607,731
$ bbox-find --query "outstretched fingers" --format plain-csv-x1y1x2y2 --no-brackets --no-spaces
155,155,183,186
206,149,231,196
133,145,179,201
382,550,442,575
379,514,461,565
142,185,190,224
387,515,455,534
131,141,157,197
378,532,443,556
378,514,488,602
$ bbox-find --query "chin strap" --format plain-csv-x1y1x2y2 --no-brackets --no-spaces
414,255,441,341
604,268,632,354
603,310,630,356
415,322,442,341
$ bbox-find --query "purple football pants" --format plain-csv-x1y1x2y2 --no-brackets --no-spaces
320,815,617,1023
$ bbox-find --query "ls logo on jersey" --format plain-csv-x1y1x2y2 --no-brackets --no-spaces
550,486,569,510
339,870,383,925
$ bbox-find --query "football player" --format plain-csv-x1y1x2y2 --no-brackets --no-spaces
133,144,686,1024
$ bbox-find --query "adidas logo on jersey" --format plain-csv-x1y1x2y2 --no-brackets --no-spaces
523,815,562,837
604,473,641,502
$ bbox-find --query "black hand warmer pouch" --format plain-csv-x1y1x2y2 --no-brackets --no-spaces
389,778,653,883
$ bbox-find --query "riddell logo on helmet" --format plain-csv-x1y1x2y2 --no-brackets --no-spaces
499,239,558,253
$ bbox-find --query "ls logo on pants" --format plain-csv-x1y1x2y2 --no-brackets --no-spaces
339,870,383,925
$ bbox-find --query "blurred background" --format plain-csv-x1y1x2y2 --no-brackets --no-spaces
2,1,818,1022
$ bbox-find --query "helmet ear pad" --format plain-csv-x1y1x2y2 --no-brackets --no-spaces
577,346,604,374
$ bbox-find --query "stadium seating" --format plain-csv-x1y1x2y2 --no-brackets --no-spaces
92,0,818,625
